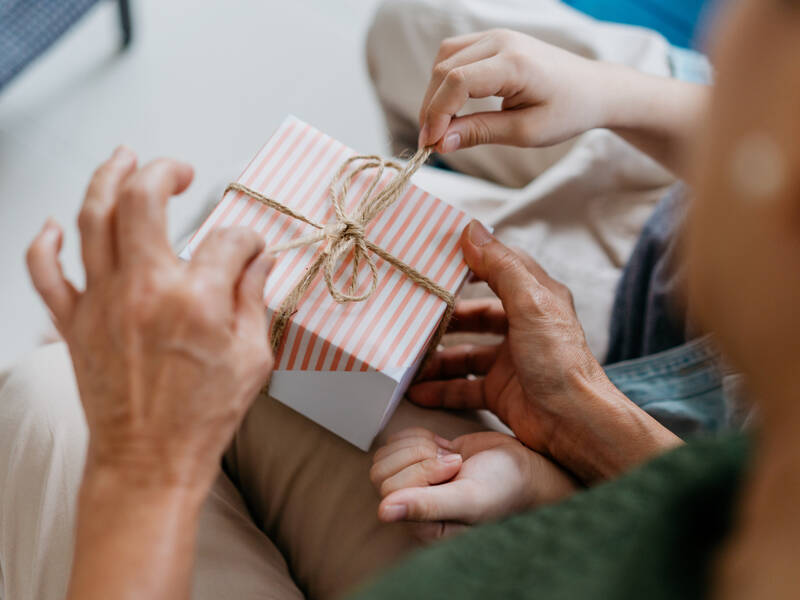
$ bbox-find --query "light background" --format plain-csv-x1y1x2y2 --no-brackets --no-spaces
0,0,386,367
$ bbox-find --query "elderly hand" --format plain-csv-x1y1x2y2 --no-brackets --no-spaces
417,29,613,152
26,147,275,493
371,427,576,542
410,222,681,483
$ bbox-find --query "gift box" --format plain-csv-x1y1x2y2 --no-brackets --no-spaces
181,116,472,450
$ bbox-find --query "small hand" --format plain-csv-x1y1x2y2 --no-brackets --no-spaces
26,147,275,493
418,29,612,152
370,427,577,542
409,222,681,483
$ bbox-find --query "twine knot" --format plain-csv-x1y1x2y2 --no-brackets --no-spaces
224,145,457,362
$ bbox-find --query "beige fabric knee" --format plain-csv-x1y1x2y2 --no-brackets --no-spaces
224,394,499,600
0,344,498,600
0,343,303,600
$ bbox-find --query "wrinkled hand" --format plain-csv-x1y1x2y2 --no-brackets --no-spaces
371,427,576,542
26,147,275,492
410,222,681,483
418,29,611,152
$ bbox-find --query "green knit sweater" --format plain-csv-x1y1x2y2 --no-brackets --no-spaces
351,435,750,600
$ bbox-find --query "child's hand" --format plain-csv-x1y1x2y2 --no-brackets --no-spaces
418,29,613,153
370,427,577,542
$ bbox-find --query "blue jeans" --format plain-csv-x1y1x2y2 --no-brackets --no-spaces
605,336,727,437
599,45,729,440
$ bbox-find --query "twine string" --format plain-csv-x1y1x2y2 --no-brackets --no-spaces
223,146,456,359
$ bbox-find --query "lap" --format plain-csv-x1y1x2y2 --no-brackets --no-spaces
224,392,505,599
0,343,302,600
0,343,502,600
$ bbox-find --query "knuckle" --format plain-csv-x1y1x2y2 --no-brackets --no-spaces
88,162,115,192
444,66,466,88
369,463,386,488
77,203,106,234
122,177,159,206
122,275,164,324
506,49,527,73
557,282,575,307
182,283,222,326
432,62,450,81
379,479,397,498
439,36,457,52
413,497,435,521
491,247,522,276
490,28,514,45
517,285,552,315
468,115,494,146
412,443,436,463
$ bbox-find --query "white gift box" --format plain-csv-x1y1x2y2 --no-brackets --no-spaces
182,116,472,450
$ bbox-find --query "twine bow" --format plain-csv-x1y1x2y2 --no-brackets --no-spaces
224,147,456,358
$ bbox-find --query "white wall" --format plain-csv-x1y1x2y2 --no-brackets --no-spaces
0,0,387,367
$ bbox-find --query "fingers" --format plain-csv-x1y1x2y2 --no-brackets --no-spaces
432,31,488,64
191,227,266,290
416,343,499,382
407,376,486,410
460,220,545,321
419,55,517,149
26,220,79,327
371,429,464,517
377,451,462,497
371,431,444,482
78,146,138,283
449,298,507,334
419,35,498,143
115,158,194,266
235,249,275,329
379,479,480,524
438,108,533,152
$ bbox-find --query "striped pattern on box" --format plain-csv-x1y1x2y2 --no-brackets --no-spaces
184,116,472,372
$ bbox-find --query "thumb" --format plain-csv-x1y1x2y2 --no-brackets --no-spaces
379,479,480,524
439,110,528,152
460,221,541,320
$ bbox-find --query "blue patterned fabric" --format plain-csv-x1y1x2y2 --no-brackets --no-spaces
0,0,102,90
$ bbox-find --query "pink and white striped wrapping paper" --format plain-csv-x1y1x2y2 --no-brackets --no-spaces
183,116,472,377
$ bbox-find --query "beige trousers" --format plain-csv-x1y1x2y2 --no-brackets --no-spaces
1,1,678,598
0,343,493,600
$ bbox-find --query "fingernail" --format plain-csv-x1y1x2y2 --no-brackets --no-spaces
468,220,492,247
381,504,407,522
439,452,462,464
442,132,460,153
418,124,430,148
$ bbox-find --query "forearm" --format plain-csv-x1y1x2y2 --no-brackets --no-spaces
549,375,683,484
67,464,206,600
598,62,710,178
